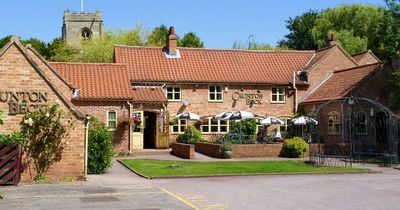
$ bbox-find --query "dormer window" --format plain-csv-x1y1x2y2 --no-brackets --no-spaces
299,72,308,84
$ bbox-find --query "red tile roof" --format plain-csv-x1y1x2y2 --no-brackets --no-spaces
301,63,383,103
131,87,167,103
114,46,315,84
50,62,132,100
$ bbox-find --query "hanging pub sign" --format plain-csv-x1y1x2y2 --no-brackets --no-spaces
0,91,48,115
232,92,263,105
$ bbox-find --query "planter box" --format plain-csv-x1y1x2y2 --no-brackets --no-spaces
232,144,283,158
195,142,223,158
171,143,195,159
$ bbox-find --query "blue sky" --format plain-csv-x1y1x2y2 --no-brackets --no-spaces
0,0,385,48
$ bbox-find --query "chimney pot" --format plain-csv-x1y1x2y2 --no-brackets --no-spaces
166,26,177,55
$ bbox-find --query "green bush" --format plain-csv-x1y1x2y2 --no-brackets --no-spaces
177,126,203,144
281,137,308,158
0,133,24,146
227,119,257,144
88,118,114,174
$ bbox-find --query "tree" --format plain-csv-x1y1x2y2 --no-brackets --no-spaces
21,38,51,59
179,32,204,48
233,35,275,50
0,35,12,49
278,10,319,50
147,24,169,47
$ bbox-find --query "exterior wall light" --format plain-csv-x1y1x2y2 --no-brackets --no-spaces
224,86,229,93
183,98,190,106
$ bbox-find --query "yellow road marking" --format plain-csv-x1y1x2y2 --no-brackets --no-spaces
160,188,200,210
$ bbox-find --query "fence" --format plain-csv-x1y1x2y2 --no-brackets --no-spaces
0,143,21,185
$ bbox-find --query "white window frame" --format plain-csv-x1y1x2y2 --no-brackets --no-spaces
170,119,187,134
208,85,224,102
356,111,368,135
166,85,181,101
271,87,286,103
328,111,340,135
107,110,117,131
200,118,229,134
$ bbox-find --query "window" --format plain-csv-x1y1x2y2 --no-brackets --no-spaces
271,87,285,103
171,119,187,133
208,85,223,102
356,112,367,135
107,110,117,130
201,118,229,133
166,85,181,101
328,111,340,134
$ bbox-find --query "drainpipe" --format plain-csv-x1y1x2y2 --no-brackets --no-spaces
127,100,133,152
84,115,91,181
293,71,298,113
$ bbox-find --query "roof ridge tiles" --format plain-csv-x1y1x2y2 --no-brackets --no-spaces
50,61,126,66
115,44,315,53
333,62,383,74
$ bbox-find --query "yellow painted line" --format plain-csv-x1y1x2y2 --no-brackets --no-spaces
160,188,200,210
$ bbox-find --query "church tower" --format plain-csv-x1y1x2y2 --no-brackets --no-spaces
62,9,103,44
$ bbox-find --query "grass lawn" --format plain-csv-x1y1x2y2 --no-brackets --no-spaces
120,159,369,178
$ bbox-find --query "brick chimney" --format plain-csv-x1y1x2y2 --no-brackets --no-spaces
326,33,337,47
166,26,177,55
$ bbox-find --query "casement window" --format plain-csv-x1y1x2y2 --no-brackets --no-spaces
166,85,181,101
328,111,340,134
171,119,187,133
201,118,229,133
107,110,117,130
271,87,285,103
208,85,223,102
356,112,367,135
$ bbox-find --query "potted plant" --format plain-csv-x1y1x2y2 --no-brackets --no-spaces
222,141,232,159
118,115,132,127
168,118,177,125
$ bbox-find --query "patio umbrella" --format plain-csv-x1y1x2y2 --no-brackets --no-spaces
260,117,284,125
291,116,318,125
225,111,254,121
213,111,233,120
175,112,200,121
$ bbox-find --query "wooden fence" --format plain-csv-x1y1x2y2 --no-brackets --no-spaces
0,143,21,185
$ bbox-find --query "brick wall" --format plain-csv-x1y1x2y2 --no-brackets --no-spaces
0,43,85,181
171,142,195,159
72,101,130,152
195,142,223,158
231,144,283,158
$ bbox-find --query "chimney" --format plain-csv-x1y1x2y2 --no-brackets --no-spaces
326,33,337,47
166,26,177,55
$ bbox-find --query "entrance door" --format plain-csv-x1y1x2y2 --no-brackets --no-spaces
132,110,144,149
144,112,156,149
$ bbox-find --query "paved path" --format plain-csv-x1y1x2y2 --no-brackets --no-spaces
1,154,399,210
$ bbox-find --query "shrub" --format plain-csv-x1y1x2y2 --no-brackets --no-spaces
221,141,232,151
0,133,24,146
88,118,114,174
281,137,308,158
177,126,203,144
227,119,257,144
20,104,74,179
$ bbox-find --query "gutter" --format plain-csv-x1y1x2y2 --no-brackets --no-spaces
84,115,91,180
127,100,133,153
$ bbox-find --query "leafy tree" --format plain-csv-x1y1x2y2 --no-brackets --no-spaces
21,38,51,59
179,32,204,48
147,24,169,47
233,35,275,50
0,35,12,49
278,10,319,50
331,29,368,55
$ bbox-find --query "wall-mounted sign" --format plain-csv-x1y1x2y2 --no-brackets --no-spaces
0,91,48,115
232,92,263,105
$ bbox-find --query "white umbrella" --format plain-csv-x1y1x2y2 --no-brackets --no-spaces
260,117,284,125
175,112,200,121
225,111,254,121
292,116,318,125
213,111,232,120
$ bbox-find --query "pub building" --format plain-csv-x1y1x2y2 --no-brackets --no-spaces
50,28,385,153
